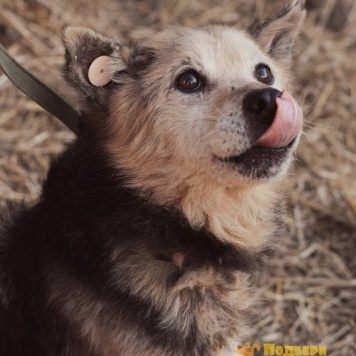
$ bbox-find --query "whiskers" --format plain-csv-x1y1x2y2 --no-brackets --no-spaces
189,131,222,159
303,119,333,132
299,90,316,112
298,91,333,132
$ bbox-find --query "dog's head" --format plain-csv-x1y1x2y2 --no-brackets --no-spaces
63,0,305,209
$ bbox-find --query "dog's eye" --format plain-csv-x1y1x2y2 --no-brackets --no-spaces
175,70,202,92
255,64,274,85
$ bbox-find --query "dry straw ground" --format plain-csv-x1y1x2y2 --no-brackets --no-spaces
0,0,355,355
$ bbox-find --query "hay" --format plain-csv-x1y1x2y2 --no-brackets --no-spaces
0,0,355,354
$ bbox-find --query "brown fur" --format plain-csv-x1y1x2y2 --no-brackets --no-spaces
23,1,306,355
60,2,305,354
102,26,298,251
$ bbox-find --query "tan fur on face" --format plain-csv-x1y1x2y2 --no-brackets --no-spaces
103,26,293,251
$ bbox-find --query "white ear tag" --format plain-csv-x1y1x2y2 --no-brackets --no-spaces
88,56,113,87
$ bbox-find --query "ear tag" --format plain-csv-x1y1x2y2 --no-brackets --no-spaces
88,56,113,87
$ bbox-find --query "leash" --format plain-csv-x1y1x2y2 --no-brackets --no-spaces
0,43,82,136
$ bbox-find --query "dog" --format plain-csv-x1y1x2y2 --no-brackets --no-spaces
0,1,305,355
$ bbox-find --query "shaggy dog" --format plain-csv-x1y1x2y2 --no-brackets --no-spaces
0,1,305,355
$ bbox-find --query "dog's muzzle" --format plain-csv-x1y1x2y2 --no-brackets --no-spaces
217,87,303,178
243,88,303,148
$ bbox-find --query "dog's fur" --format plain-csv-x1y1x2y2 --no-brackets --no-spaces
0,1,305,355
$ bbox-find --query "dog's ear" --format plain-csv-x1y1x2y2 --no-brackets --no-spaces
248,0,306,66
63,27,154,111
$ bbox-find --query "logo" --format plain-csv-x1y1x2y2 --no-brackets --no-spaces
236,342,327,356
236,342,261,356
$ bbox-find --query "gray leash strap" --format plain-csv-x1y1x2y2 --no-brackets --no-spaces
0,43,82,135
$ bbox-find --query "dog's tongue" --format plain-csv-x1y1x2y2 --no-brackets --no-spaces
256,90,303,148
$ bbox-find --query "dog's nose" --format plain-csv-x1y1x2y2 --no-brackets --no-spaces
243,88,283,127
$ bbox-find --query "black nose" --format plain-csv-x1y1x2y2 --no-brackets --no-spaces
243,88,283,127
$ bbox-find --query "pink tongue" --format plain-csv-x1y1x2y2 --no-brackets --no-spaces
256,90,303,148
